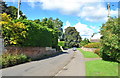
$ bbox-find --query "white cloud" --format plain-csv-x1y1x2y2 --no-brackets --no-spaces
63,21,101,39
73,22,94,39
5,0,118,22
25,0,118,22
63,21,71,32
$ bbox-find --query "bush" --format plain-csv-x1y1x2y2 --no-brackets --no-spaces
84,42,101,48
94,48,101,56
100,18,120,62
0,53,30,68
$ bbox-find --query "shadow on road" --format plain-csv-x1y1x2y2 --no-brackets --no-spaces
31,51,69,61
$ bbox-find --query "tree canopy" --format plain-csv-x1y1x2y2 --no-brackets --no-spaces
100,17,120,62
64,27,82,48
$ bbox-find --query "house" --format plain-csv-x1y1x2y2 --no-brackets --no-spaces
90,33,102,42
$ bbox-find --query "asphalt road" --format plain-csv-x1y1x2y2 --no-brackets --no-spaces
1,49,85,76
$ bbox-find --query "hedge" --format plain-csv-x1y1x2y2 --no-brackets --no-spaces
1,14,58,47
84,42,101,48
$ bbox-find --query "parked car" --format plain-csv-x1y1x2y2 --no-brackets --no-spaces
73,47,77,51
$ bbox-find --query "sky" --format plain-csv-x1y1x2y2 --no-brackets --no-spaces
4,0,119,39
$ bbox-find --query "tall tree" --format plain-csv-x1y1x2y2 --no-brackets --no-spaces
40,17,63,39
64,27,82,47
0,0,7,13
6,6,27,19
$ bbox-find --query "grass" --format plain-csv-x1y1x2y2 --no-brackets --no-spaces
77,48,99,58
86,60,118,76
78,48,119,76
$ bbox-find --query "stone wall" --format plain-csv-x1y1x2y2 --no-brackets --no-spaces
5,47,57,59
0,37,4,55
81,47,97,52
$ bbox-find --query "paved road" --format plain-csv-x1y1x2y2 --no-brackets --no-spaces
1,49,85,76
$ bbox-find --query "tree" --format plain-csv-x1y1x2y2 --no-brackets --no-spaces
80,38,90,46
64,27,82,48
0,0,7,13
6,6,27,19
100,18,120,62
35,17,63,39
0,13,27,46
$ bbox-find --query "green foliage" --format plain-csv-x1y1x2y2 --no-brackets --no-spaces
0,0,7,13
64,27,82,48
84,42,101,48
1,13,27,46
58,41,65,47
80,38,90,46
0,53,29,68
6,6,27,19
16,19,57,47
100,18,120,62
35,17,63,39
94,48,101,56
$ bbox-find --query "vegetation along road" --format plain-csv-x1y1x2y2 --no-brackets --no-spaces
1,49,85,76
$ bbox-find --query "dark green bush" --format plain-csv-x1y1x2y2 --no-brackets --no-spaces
100,18,120,62
84,42,101,48
0,53,29,68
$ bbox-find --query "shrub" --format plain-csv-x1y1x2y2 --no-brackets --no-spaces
94,48,101,56
0,53,30,68
100,18,120,62
84,42,101,48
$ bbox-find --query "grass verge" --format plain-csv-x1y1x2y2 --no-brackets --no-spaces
86,60,118,76
77,48,99,58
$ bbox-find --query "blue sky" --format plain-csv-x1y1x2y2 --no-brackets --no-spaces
5,0,119,39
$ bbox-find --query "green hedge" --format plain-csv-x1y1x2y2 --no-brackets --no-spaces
23,21,53,47
2,16,58,47
84,42,101,48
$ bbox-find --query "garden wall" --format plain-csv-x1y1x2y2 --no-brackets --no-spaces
5,47,56,59
81,47,96,52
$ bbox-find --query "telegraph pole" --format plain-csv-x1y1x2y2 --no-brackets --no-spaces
17,0,21,19
107,3,110,19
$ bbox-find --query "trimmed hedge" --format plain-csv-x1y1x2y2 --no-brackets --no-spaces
84,42,101,48
1,15,58,47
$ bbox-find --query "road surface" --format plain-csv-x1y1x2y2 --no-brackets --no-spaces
1,49,85,76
